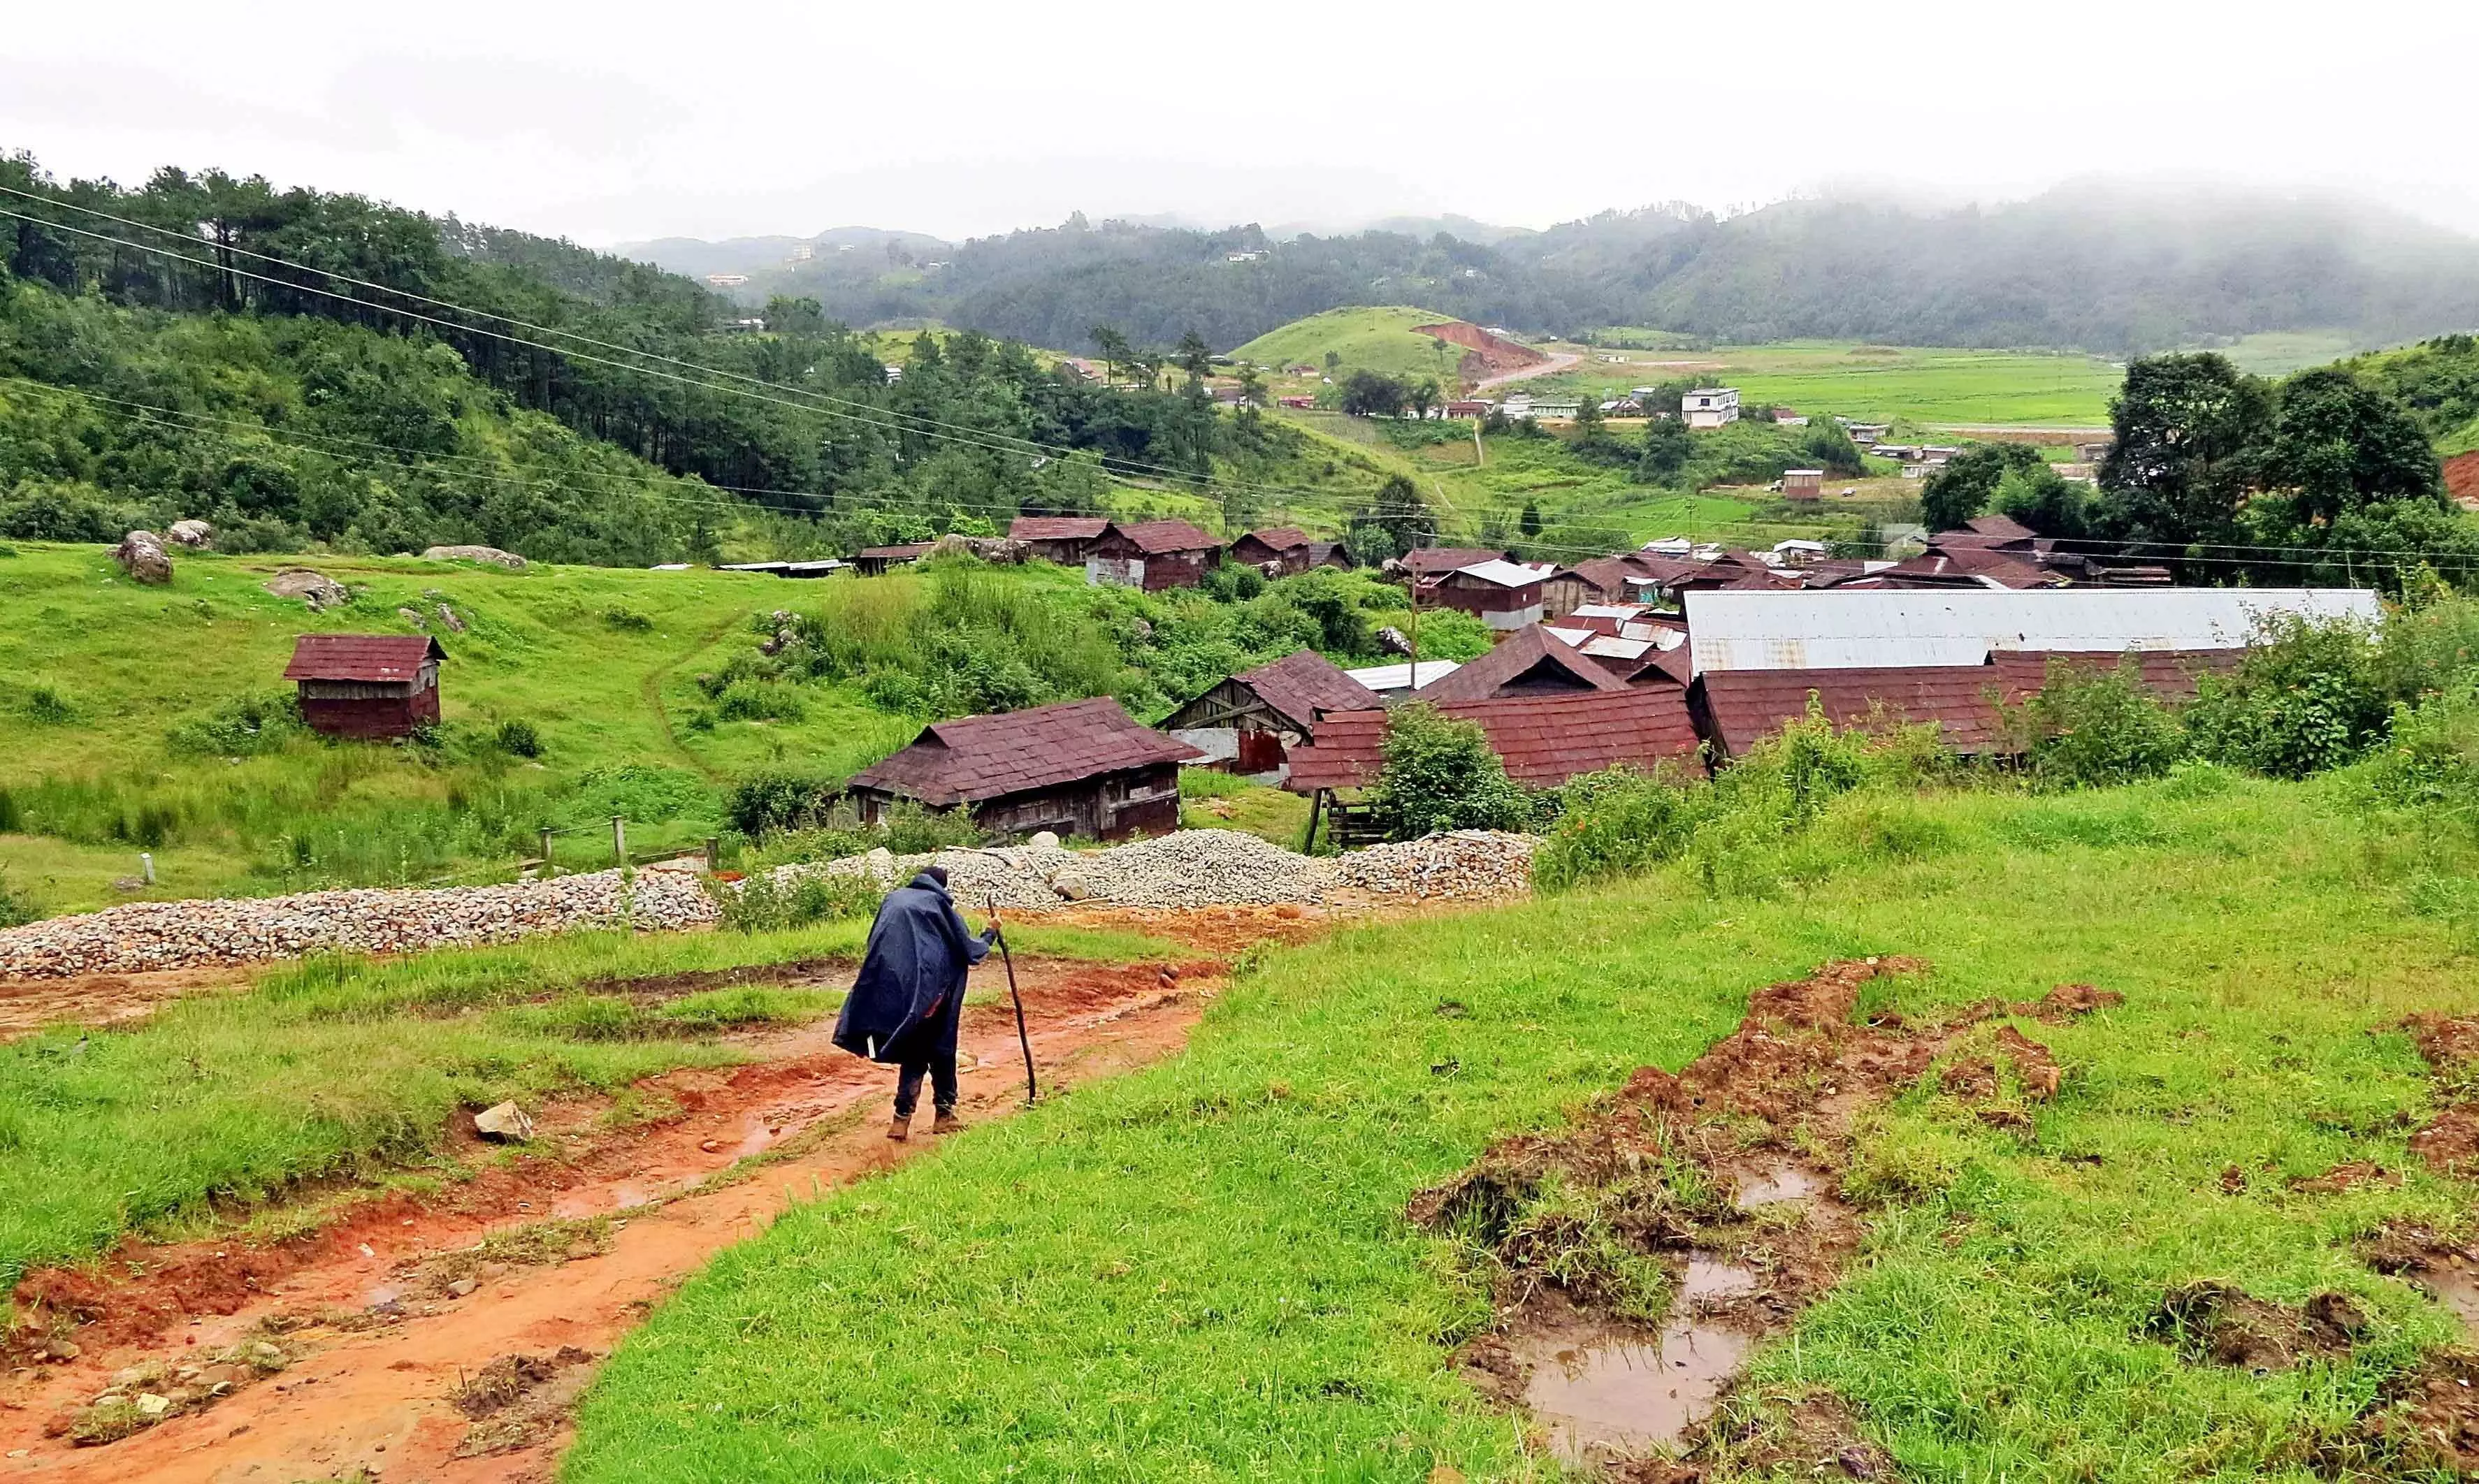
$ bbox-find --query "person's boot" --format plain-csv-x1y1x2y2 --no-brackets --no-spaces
887,1110,911,1142
931,1110,964,1135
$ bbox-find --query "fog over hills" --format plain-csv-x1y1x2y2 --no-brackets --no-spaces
619,182,2479,356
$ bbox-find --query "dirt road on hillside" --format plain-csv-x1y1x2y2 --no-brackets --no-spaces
0,947,1229,1483
1473,350,1580,393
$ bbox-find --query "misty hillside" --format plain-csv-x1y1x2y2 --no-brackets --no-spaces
623,185,2479,356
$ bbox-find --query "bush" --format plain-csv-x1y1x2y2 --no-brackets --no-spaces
1365,705,1533,841
164,691,308,757
715,680,807,723
0,868,34,928
494,718,543,758
2020,660,2189,788
2361,684,2479,818
716,868,886,932
725,769,834,835
2187,616,2388,778
602,606,654,632
1533,766,1707,892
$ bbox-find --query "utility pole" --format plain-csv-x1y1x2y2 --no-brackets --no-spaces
1473,416,1484,467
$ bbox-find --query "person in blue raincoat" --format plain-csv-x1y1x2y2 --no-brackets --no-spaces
834,865,999,1140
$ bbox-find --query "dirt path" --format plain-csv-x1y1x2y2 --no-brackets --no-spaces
1473,350,1580,393
0,956,1211,1482
0,966,255,1042
639,608,751,782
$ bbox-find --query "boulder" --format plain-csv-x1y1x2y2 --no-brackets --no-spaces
422,544,527,569
435,603,466,633
1377,625,1415,657
472,1101,536,1142
166,518,215,548
396,606,428,629
263,567,351,611
113,530,173,585
928,534,1027,565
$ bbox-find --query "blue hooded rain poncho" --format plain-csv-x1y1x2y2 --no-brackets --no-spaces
832,871,996,1064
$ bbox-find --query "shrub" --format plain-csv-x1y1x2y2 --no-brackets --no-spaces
2021,660,2189,788
716,868,886,932
602,606,654,632
715,680,807,723
0,868,34,928
1366,704,1533,841
2187,616,2387,778
725,769,834,836
164,691,308,757
2361,684,2479,818
559,764,714,829
14,683,77,725
494,718,543,757
1533,766,1708,892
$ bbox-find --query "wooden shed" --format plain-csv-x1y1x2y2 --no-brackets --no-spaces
1008,516,1111,565
1229,527,1316,575
853,543,931,576
283,634,447,739
842,697,1203,841
1085,520,1224,591
1159,648,1382,774
1429,559,1555,630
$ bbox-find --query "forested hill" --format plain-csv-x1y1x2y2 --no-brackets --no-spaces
0,156,1282,562
653,185,2479,356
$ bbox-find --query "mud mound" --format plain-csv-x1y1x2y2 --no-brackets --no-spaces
2447,450,2479,511
1938,1025,2062,1128
453,1345,599,1457
2146,1281,2364,1371
2365,1347,2479,1470
1620,1392,1897,1484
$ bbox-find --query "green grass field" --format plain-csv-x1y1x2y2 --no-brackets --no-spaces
1233,307,1470,388
0,915,1182,1300
566,769,2479,1481
1542,341,2126,428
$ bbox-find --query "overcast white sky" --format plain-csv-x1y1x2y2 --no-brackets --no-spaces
8,0,2478,247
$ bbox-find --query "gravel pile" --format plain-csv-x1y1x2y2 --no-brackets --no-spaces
786,827,1531,910
0,866,718,980
1333,831,1537,902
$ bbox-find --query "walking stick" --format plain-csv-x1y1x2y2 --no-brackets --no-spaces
988,894,1037,1104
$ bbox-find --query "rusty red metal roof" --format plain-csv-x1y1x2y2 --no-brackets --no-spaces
846,697,1203,806
1696,665,2025,758
1099,519,1223,555
1401,546,1508,574
1419,624,1631,703
1228,648,1382,730
1285,688,1704,792
1987,648,2241,703
1008,516,1109,541
1235,527,1313,554
283,634,446,683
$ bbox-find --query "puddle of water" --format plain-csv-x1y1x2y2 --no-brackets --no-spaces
1733,1164,1819,1211
735,1119,778,1158
1679,1256,1758,1304
612,1183,651,1211
1522,1321,1754,1462
2415,1263,2479,1341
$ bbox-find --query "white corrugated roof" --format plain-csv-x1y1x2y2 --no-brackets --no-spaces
1543,626,1595,647
1570,604,1647,620
1451,559,1556,588
1682,588,2384,675
1345,660,1463,692
1582,636,1656,660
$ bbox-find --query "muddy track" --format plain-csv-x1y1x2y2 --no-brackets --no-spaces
0,956,1210,1482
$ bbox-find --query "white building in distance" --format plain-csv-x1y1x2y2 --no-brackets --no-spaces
1682,388,1740,429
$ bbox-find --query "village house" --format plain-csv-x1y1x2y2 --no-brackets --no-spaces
1417,623,1631,701
1342,658,1463,699
1682,388,1741,428
1773,409,1810,426
1158,648,1380,774
284,634,446,740
1007,516,1111,565
1428,559,1558,630
1276,394,1318,409
1085,519,1224,591
841,697,1201,841
1229,527,1316,575
1781,468,1824,501
1401,546,1508,579
853,543,931,576
1442,400,1491,419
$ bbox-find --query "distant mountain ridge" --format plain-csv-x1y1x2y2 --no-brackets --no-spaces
618,184,2479,356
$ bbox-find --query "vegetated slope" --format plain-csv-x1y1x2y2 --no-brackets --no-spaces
2341,333,2479,454
1231,307,1472,384
0,157,1290,560
640,184,2479,356
0,546,1475,914
565,769,2479,1480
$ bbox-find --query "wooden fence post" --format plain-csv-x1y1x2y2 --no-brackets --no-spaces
611,815,626,867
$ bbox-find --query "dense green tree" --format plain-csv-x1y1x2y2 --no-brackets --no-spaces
2258,368,2443,524
2095,353,2272,551
1919,444,2042,532
1635,416,1692,483
1347,474,1436,562
1519,500,1543,539
1991,463,2092,538
1409,378,1440,421
1175,329,1211,384
1340,370,1410,418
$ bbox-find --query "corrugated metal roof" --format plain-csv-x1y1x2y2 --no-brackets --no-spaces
1285,688,1703,792
1229,648,1383,729
1009,516,1109,541
1419,624,1631,703
1099,519,1223,555
1543,626,1596,647
284,634,445,683
1234,527,1313,553
1987,648,2242,703
1696,665,2025,757
1682,588,2383,675
1344,660,1463,692
1446,559,1556,588
846,697,1202,806
1401,547,1508,574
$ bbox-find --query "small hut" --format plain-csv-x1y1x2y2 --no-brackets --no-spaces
1008,516,1111,565
1159,649,1381,774
284,634,447,739
842,697,1202,841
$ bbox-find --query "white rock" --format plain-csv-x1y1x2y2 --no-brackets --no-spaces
472,1101,535,1142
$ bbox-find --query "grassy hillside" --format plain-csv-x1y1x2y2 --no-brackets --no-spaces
566,764,2479,1481
1233,307,1470,387
0,544,1477,916
1542,340,2126,428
